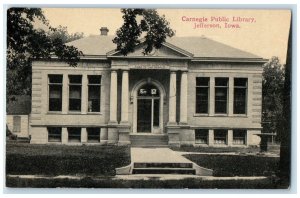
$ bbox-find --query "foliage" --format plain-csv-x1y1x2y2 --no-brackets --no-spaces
262,56,285,142
185,154,279,177
7,8,82,96
113,9,175,56
48,25,84,43
6,144,130,176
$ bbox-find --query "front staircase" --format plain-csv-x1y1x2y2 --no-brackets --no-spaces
132,162,196,175
130,134,168,147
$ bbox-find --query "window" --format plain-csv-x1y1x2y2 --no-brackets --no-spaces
233,129,246,145
69,75,82,111
48,75,63,111
88,75,101,112
87,128,100,143
196,77,209,114
48,127,62,142
195,129,208,144
234,78,248,114
214,129,227,145
215,78,228,114
13,116,21,133
68,127,81,142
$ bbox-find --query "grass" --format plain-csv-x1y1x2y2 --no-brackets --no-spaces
6,143,131,176
6,176,281,189
171,145,261,153
184,154,279,177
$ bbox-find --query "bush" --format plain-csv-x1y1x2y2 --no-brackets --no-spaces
6,144,131,176
184,154,279,177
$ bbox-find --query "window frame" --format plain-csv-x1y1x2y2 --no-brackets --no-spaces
233,78,248,115
67,127,81,143
195,129,209,144
87,127,101,143
195,77,210,114
88,75,102,113
48,74,63,112
214,78,229,114
47,127,62,143
214,129,228,145
68,75,82,112
233,129,247,145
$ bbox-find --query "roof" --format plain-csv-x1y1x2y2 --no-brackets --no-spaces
66,35,262,59
7,95,31,115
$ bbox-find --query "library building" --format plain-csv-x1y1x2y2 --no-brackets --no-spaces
30,27,266,147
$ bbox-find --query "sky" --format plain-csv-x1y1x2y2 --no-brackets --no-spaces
42,8,291,63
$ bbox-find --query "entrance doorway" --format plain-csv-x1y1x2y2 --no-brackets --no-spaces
136,83,161,133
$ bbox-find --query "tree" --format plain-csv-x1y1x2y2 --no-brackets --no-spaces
48,25,84,43
7,8,82,97
262,56,285,142
113,9,175,56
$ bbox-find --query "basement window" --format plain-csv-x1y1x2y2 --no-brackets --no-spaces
68,127,81,143
195,129,208,144
233,129,247,145
48,127,62,142
87,127,100,143
214,129,227,145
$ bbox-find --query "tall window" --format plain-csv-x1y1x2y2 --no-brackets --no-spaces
87,127,100,143
233,129,247,145
48,127,62,142
195,129,208,144
215,78,228,114
68,127,81,143
48,75,63,111
13,116,21,133
69,75,82,111
234,78,247,114
196,77,209,114
214,129,227,145
88,75,101,112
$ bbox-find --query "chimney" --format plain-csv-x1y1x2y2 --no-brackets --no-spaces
100,27,109,36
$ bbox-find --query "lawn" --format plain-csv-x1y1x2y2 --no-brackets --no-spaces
6,143,131,176
171,145,261,153
184,154,279,177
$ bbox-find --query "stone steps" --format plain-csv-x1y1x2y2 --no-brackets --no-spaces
132,162,196,175
130,134,168,147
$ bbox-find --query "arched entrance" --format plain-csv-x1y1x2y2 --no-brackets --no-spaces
132,79,165,134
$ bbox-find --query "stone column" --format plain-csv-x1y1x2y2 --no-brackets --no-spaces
62,127,68,144
228,77,234,116
209,77,215,116
180,71,188,124
81,128,87,143
168,71,177,125
109,70,118,123
120,70,129,124
81,74,88,114
62,74,69,114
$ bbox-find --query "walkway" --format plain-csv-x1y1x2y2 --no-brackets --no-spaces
131,147,192,163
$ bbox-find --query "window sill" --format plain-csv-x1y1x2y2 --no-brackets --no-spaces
193,113,209,117
47,111,63,114
87,112,103,115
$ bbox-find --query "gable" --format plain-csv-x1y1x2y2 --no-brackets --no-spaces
108,42,193,58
